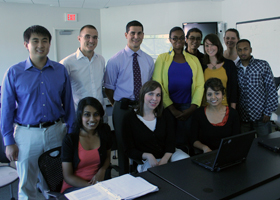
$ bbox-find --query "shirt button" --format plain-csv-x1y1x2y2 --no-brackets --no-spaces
41,71,42,73
42,93,44,95
44,115,46,117
43,104,45,106
41,82,43,84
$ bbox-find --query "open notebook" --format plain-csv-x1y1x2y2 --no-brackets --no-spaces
65,174,159,200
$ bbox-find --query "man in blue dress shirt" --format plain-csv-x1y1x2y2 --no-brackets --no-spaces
104,20,154,175
1,25,75,200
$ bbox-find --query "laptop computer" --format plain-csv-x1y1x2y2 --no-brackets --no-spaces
191,130,256,171
258,137,280,153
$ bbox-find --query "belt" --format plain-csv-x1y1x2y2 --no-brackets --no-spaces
18,118,61,128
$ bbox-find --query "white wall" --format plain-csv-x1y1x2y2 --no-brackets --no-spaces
221,0,280,29
0,0,279,83
100,1,222,62
0,3,101,82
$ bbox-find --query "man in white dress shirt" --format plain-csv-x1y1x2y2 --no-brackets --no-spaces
60,25,107,122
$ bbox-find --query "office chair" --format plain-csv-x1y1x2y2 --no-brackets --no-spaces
38,147,63,199
0,132,18,200
38,145,116,199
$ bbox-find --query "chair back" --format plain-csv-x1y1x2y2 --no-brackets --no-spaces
38,147,63,193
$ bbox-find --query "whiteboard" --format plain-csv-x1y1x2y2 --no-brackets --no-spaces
237,17,280,77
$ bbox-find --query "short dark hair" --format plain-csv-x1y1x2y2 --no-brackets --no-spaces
203,34,224,64
75,97,105,133
136,80,164,117
23,25,52,43
186,28,203,39
185,28,203,52
236,39,251,48
80,25,97,34
225,28,240,40
204,78,225,95
126,20,143,33
169,26,184,38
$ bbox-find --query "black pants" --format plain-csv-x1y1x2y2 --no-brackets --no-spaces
112,101,132,175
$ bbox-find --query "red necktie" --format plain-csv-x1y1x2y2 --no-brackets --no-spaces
133,53,142,101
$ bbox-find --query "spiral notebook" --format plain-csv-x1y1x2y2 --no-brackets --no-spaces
65,174,159,200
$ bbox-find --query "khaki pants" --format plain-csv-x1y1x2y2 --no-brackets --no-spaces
14,121,66,200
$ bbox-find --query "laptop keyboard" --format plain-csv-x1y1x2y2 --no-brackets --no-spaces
200,153,217,165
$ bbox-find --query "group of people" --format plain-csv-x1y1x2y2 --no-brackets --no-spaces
1,19,278,200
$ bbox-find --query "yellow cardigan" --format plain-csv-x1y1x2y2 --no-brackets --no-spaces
153,50,204,108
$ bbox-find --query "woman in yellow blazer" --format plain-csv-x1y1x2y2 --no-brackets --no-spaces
153,26,204,152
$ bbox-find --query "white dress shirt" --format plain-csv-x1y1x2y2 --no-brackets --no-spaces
60,48,107,121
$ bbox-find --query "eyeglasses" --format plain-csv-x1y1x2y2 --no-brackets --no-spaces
170,37,185,42
188,37,202,41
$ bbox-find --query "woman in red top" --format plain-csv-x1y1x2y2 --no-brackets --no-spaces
61,97,112,193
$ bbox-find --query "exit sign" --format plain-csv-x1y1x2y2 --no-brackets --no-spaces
65,13,77,22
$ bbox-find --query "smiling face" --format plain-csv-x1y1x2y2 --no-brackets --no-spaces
224,31,239,49
82,105,100,132
78,27,98,55
143,87,162,112
24,33,50,61
186,31,202,51
169,30,185,51
204,39,218,58
206,87,223,107
125,26,144,52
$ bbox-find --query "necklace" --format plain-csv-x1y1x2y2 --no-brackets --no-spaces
211,63,217,70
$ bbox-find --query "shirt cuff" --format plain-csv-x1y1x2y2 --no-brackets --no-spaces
103,83,115,91
3,135,15,146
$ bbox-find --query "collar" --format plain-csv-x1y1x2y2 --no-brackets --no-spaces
76,48,96,61
25,57,54,70
185,48,202,56
236,56,254,68
169,48,189,57
248,56,255,64
125,45,143,57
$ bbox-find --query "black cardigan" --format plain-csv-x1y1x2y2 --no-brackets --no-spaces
190,106,240,150
202,59,238,105
122,110,176,161
61,123,112,172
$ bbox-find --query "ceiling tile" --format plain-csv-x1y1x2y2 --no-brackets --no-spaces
59,1,84,8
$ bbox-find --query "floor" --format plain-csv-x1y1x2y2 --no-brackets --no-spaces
0,151,120,200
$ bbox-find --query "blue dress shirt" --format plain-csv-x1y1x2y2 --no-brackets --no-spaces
1,57,76,146
103,46,154,101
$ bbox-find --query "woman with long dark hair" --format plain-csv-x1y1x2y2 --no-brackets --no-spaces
61,97,112,193
202,34,238,109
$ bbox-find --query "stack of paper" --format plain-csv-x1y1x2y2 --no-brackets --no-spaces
65,174,159,200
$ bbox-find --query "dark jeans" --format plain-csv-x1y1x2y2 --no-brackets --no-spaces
241,120,272,137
